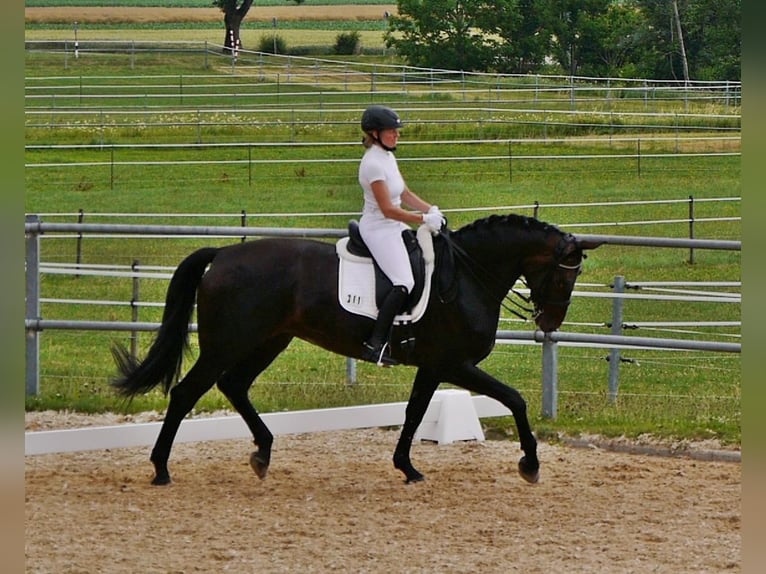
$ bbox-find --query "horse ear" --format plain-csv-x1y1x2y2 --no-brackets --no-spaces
576,238,604,251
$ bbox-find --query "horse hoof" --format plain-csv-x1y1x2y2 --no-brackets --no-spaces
151,475,171,486
405,473,425,484
249,452,269,480
518,456,540,484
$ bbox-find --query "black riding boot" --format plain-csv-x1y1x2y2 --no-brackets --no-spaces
362,285,409,366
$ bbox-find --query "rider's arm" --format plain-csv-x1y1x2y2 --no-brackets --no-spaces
401,187,432,214
371,180,428,225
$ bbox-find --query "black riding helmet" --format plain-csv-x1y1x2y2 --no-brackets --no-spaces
361,105,404,133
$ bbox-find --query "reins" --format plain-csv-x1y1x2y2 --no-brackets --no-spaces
438,226,583,322
438,228,536,321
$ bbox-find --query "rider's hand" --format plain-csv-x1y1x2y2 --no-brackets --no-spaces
423,211,445,234
428,205,444,218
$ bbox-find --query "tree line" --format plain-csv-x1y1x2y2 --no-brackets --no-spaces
215,0,740,82
385,0,740,81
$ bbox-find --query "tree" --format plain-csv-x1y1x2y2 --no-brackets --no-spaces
632,0,740,81
386,0,740,80
384,0,500,72
212,0,254,54
541,0,613,77
572,1,650,78
682,0,740,81
480,0,551,74
386,0,554,74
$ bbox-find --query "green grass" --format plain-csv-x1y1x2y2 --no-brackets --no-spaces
26,20,389,31
24,41,741,447
25,0,393,6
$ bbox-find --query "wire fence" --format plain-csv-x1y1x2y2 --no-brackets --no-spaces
25,40,743,110
26,43,741,204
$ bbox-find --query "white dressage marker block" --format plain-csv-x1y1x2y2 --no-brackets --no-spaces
414,389,485,445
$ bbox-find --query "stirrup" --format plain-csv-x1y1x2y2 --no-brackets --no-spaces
362,342,398,367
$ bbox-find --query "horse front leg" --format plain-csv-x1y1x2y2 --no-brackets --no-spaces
448,363,539,483
393,367,440,483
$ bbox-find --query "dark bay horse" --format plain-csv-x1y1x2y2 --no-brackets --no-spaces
111,214,600,485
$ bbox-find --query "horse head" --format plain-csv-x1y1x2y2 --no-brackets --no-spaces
523,232,602,333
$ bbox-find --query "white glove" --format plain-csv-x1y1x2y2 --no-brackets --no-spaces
423,211,445,234
428,205,444,218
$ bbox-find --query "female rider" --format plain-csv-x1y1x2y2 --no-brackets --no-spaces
358,105,445,366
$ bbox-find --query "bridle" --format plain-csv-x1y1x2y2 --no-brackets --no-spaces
441,228,583,322
527,233,584,319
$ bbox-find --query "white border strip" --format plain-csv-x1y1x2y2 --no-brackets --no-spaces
25,392,512,456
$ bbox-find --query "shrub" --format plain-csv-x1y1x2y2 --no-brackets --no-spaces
258,33,287,55
334,31,360,56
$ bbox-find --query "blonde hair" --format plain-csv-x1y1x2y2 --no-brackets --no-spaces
362,132,376,148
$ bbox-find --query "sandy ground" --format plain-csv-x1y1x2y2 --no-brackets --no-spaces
25,6,398,24
25,412,740,573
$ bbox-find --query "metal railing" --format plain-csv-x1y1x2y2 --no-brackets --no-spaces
25,216,740,418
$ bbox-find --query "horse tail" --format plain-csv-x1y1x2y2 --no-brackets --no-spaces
110,247,220,398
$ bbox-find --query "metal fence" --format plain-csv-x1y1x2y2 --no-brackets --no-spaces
25,40,742,109
24,216,740,418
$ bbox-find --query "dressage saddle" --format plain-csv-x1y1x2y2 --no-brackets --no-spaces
346,220,426,310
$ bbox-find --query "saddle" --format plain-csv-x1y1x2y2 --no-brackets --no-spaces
346,221,426,310
336,221,434,323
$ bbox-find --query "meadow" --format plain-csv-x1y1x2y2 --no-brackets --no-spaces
24,11,741,446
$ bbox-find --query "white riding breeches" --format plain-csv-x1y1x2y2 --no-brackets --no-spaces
358,216,414,293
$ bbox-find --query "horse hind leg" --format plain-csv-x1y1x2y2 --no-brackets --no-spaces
149,356,222,485
216,335,293,481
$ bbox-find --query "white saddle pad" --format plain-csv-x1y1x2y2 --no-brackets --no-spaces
336,225,436,323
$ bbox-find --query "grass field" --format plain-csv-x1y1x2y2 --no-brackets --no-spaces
25,0,392,7
25,3,396,50
24,18,741,446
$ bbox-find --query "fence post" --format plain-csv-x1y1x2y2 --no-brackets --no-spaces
370,66,376,95
508,139,512,185
346,357,357,386
75,208,84,275
130,259,140,360
248,146,252,187
608,275,625,403
240,209,247,243
569,75,575,109
26,215,41,396
541,336,558,419
688,195,695,264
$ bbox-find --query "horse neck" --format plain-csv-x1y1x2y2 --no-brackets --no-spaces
452,217,553,293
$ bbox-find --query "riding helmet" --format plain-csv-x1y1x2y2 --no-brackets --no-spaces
361,105,404,132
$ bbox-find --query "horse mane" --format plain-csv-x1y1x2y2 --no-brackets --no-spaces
453,213,561,240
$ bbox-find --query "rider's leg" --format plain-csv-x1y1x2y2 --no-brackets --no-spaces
362,285,409,366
